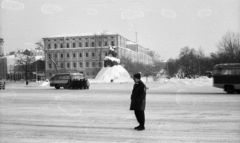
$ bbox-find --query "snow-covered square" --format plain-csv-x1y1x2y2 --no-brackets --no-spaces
0,78,240,143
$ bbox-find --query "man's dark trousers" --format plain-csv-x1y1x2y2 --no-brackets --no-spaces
134,110,145,126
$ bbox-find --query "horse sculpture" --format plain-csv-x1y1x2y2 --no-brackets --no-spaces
108,46,117,57
104,46,119,67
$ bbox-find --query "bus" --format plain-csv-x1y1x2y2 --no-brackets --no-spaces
50,73,84,89
213,63,240,94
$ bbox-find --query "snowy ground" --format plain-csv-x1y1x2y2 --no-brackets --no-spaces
0,78,240,143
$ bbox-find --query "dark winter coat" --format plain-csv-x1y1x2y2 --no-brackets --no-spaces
79,79,83,89
130,80,146,110
83,79,88,89
66,79,72,89
77,80,81,89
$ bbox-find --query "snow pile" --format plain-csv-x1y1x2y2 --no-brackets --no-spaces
94,65,132,83
41,81,50,86
104,56,120,64
160,77,213,86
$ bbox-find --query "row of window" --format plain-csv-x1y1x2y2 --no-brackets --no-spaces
48,37,115,42
48,61,102,69
48,41,115,49
213,69,240,75
49,52,108,59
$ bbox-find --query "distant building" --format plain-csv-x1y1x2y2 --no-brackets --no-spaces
126,40,153,64
0,38,4,56
43,32,154,78
0,49,45,81
14,60,45,81
13,49,45,81
0,55,17,80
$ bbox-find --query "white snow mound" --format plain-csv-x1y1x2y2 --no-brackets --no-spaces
41,81,50,86
94,65,132,83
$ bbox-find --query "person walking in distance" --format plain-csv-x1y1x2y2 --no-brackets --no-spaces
130,73,146,131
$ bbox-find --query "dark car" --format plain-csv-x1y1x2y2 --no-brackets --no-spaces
0,81,5,90
205,71,213,78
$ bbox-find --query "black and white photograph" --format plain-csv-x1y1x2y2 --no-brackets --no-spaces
0,0,240,142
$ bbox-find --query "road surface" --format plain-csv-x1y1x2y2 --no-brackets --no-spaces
0,80,240,142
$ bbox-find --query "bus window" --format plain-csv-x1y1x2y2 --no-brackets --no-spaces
228,69,235,75
236,69,240,75
219,69,238,75
221,69,228,75
55,76,60,80
63,76,67,80
213,69,221,75
231,69,236,75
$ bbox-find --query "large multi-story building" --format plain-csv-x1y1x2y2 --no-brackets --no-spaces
43,32,153,78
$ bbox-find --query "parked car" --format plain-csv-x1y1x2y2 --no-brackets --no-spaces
0,81,5,90
205,71,213,78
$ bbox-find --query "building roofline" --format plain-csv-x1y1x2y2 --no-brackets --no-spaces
43,32,121,39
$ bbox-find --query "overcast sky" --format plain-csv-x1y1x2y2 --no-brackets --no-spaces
1,0,239,59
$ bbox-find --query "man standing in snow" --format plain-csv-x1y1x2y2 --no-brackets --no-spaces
130,73,146,131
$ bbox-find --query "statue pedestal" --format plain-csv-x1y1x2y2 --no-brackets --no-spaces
104,56,120,67
95,56,131,83
95,65,132,83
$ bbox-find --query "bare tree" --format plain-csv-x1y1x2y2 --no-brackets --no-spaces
120,57,133,73
36,40,59,73
216,31,240,62
178,47,199,78
148,50,161,63
165,58,179,77
15,50,35,84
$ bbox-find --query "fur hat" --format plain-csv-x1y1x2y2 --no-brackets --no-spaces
133,72,141,79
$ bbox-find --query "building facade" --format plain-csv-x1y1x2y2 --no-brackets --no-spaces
0,57,7,79
0,38,4,56
14,60,45,81
0,55,17,80
43,32,153,79
0,49,45,81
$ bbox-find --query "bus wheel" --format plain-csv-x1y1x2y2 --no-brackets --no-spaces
226,85,235,94
55,85,60,89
